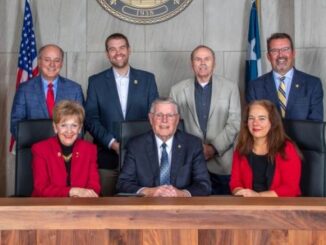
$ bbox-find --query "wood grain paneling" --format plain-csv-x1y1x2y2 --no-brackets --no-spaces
0,197,325,245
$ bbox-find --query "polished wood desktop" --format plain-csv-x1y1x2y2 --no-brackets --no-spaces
0,197,325,244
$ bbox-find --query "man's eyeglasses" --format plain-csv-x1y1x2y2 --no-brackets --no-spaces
268,47,292,55
152,113,178,120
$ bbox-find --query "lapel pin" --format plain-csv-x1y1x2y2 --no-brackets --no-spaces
134,80,138,85
295,84,299,88
178,144,182,149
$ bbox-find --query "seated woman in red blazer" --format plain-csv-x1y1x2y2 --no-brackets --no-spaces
32,100,101,197
230,100,301,197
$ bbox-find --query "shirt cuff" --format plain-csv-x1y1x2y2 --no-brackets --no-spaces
108,138,116,149
137,187,145,195
183,189,192,197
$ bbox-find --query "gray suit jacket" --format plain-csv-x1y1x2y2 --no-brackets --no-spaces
170,74,241,175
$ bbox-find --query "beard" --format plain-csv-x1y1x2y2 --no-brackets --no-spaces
110,56,129,69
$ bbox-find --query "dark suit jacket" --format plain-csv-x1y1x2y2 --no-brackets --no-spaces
246,68,324,121
117,130,212,196
85,67,159,169
31,137,101,197
10,75,84,138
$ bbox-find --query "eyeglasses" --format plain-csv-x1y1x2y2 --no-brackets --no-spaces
40,57,62,64
268,47,292,55
152,113,178,120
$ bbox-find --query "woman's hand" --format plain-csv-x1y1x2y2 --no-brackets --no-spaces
234,188,260,197
69,187,99,197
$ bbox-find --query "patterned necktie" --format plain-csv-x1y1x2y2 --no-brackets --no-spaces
46,83,55,118
160,143,170,185
277,76,286,118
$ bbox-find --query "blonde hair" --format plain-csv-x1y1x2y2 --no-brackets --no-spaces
53,100,84,124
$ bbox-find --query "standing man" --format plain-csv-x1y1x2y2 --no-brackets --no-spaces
11,44,84,139
85,33,159,170
117,97,211,197
170,45,241,195
246,32,324,121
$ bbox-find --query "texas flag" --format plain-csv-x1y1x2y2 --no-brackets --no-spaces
245,0,261,93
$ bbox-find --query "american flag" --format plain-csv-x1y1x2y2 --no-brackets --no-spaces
16,0,38,89
10,0,38,151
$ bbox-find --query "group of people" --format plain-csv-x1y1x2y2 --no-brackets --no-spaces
10,32,323,198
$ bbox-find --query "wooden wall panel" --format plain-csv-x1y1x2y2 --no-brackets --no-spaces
0,198,325,245
1,230,36,245
1,231,19,245
36,230,58,245
143,229,197,245
108,230,142,245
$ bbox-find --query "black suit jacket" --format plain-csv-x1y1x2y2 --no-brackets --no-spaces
246,68,324,121
117,130,211,196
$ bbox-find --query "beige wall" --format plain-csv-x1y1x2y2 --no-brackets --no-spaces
0,0,325,196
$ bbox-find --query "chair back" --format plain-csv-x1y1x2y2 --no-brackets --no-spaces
283,119,326,197
15,119,55,196
119,120,184,169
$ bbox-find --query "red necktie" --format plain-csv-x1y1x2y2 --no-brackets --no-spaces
46,83,55,118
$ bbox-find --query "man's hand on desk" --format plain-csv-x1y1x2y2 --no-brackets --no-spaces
140,185,191,197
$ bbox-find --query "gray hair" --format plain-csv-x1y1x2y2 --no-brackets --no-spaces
150,97,179,114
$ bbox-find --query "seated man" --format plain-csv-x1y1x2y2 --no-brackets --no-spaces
117,97,211,197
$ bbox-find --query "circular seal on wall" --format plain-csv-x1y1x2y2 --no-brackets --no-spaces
97,0,193,24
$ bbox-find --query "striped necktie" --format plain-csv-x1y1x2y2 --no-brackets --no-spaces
277,76,286,118
160,143,170,185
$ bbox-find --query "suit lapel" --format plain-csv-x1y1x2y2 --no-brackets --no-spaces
286,69,304,113
56,76,66,102
126,67,137,118
208,77,218,120
106,68,124,119
264,72,280,107
145,132,160,185
51,137,68,179
170,131,184,185
35,76,49,116
184,81,201,129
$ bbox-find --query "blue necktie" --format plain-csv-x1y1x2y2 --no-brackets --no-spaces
160,143,170,185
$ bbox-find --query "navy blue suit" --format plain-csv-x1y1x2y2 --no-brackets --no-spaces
117,130,212,196
10,75,84,139
246,69,324,121
85,67,159,169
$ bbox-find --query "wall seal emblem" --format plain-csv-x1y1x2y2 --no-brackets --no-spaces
97,0,193,24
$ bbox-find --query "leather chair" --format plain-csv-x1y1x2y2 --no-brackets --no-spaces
283,119,326,197
15,119,55,197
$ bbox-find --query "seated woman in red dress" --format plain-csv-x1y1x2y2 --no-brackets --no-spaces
32,100,101,197
230,100,301,197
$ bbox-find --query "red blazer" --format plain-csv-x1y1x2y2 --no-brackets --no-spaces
230,141,301,197
32,137,101,197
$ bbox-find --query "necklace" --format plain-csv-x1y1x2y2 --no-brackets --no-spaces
62,153,72,162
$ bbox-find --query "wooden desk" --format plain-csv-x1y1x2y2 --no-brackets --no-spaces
0,197,325,244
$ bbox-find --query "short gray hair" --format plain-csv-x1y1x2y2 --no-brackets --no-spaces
150,97,179,114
